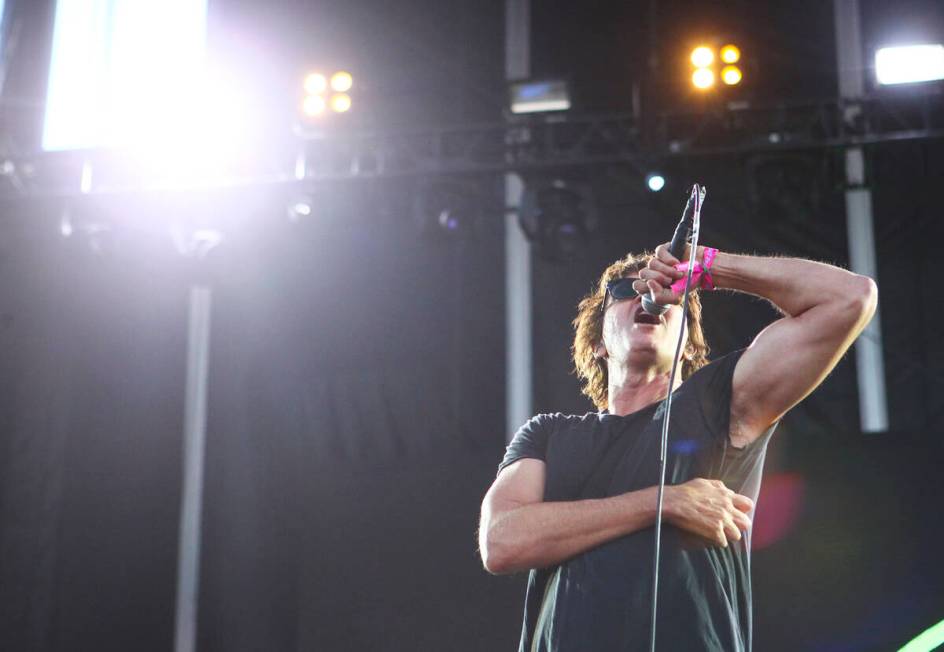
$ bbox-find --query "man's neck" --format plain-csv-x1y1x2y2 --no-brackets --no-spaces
606,364,683,416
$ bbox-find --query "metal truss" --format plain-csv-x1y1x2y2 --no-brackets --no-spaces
293,90,944,180
652,91,944,157
1,90,942,197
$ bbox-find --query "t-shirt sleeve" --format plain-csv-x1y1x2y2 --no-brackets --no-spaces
497,413,556,475
696,348,747,445
692,347,780,497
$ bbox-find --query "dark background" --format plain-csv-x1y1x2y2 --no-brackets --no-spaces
1,1,943,651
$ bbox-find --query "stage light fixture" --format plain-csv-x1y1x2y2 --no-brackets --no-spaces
646,174,666,192
519,180,598,262
330,71,353,92
302,70,353,119
689,42,745,91
692,68,715,90
875,44,944,85
414,178,482,239
721,65,742,85
42,0,252,157
690,46,714,68
329,93,352,113
509,79,571,114
720,44,741,64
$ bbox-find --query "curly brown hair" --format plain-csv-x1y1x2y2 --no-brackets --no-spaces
571,251,711,410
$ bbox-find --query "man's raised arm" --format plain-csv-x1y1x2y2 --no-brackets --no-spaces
638,246,878,447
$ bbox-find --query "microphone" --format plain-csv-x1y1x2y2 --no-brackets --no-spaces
641,185,702,316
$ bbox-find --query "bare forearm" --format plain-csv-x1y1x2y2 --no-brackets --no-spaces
482,487,658,575
707,250,871,317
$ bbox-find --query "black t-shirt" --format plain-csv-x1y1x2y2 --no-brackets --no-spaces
499,349,777,652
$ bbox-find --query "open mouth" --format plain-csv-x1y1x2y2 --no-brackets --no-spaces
633,311,661,326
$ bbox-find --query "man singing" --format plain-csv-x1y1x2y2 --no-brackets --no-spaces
478,242,877,651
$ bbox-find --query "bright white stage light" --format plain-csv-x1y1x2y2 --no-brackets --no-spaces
125,61,257,186
42,0,263,188
646,174,666,192
875,44,944,85
43,0,210,152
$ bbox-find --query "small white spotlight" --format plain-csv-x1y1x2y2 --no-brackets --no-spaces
876,44,944,85
646,174,666,192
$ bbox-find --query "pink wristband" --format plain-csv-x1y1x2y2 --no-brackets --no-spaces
701,247,718,290
669,261,703,295
668,247,719,295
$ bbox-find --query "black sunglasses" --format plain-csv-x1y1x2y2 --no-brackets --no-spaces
601,277,642,314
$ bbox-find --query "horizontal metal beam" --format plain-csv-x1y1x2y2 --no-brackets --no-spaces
1,92,942,197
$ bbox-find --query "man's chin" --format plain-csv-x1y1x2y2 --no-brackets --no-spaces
626,346,658,364
626,344,677,367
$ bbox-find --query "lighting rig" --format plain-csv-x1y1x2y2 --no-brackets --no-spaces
7,91,939,201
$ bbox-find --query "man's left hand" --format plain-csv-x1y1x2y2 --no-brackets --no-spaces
632,242,707,306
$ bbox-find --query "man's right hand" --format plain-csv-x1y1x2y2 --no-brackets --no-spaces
663,478,754,547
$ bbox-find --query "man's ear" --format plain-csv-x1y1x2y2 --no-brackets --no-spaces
594,341,608,360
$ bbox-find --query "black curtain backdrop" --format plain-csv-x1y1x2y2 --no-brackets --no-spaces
1,142,943,652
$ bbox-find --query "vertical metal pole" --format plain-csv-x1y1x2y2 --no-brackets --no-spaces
175,285,212,652
504,0,532,442
834,0,889,433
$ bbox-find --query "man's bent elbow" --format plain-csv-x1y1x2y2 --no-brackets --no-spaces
480,549,507,575
850,275,878,323
480,531,520,575
480,544,511,575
